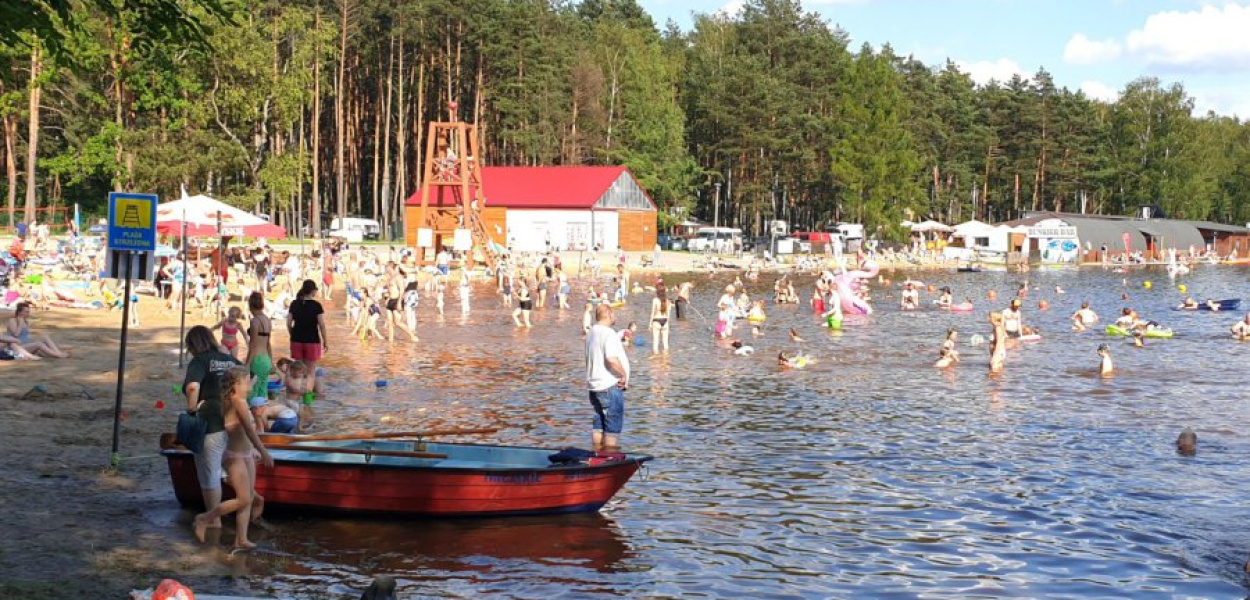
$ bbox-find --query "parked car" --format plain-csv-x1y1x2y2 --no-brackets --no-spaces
659,234,688,251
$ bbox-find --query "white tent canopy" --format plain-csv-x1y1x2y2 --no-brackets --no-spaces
156,191,286,238
910,220,954,233
951,219,997,238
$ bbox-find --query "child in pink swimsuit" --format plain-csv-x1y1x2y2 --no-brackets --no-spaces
213,306,244,360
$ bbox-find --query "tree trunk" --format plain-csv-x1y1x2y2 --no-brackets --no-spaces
393,33,406,233
4,114,16,228
380,36,394,236
414,55,425,193
312,9,324,234
25,43,42,223
335,0,350,221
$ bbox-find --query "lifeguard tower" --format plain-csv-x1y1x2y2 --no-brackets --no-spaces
407,101,501,270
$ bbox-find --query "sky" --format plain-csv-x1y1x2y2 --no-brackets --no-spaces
637,0,1250,118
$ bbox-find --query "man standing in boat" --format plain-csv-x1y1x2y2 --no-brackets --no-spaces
586,304,629,451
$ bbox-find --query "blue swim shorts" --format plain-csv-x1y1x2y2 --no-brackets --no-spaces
269,416,298,434
589,386,625,435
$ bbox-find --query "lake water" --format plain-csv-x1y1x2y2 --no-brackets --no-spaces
244,265,1250,599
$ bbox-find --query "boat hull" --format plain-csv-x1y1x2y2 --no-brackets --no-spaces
163,443,649,517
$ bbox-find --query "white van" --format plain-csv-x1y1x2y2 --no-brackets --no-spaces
328,217,381,242
687,227,743,253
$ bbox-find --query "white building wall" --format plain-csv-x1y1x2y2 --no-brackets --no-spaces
505,209,620,252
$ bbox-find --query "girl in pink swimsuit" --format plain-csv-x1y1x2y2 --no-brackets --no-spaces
212,307,244,360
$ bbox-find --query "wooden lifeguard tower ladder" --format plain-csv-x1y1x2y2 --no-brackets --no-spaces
411,101,500,270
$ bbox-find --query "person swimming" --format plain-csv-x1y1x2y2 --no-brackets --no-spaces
936,287,952,309
1232,313,1250,340
730,340,754,356
1071,302,1099,331
933,347,956,369
777,351,810,369
1097,343,1113,375
789,328,804,343
941,328,960,363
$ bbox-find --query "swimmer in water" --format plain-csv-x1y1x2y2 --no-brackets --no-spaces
936,287,952,309
777,351,809,369
730,340,754,356
1055,285,1065,295
1232,313,1250,340
1071,302,1099,331
751,325,764,337
1180,297,1199,310
1132,329,1145,348
941,328,961,363
789,328,804,343
900,282,919,311
1097,343,1113,375
989,312,1006,374
934,347,956,369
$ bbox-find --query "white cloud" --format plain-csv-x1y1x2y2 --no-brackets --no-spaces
1190,87,1250,118
1125,4,1250,72
959,58,1027,86
1063,33,1122,65
1079,80,1119,102
718,0,744,17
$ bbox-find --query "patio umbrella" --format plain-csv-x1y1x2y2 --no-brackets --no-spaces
156,193,286,239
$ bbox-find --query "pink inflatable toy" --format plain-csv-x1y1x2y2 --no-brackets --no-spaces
833,261,880,315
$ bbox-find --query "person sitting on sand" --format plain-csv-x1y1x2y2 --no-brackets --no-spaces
1098,343,1113,375
194,366,273,551
1231,313,1250,340
248,395,296,434
1071,302,1099,331
4,302,68,358
0,331,41,360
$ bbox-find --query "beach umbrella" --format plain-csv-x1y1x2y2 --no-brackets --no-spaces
156,193,286,239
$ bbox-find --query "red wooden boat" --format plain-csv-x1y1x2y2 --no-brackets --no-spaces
162,438,652,517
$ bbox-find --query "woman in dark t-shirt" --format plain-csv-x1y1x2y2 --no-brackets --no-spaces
287,279,328,383
183,325,242,526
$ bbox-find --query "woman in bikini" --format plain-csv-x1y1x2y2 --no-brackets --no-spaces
512,280,533,328
245,292,273,405
649,286,672,354
193,366,274,551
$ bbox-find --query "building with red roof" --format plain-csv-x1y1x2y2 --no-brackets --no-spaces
404,166,657,253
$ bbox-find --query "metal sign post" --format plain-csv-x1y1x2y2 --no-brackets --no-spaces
105,192,158,467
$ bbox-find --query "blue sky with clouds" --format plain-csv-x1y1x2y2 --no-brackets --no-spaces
639,0,1250,117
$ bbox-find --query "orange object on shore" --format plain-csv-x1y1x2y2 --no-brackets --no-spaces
153,579,195,600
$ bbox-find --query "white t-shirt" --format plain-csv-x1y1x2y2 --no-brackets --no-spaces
586,323,629,391
286,256,302,278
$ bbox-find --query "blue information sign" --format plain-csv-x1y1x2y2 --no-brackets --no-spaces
107,192,158,252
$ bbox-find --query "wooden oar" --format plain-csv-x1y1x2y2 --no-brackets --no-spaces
265,444,448,460
261,427,498,445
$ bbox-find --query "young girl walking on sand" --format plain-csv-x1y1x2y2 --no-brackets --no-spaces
193,366,274,551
